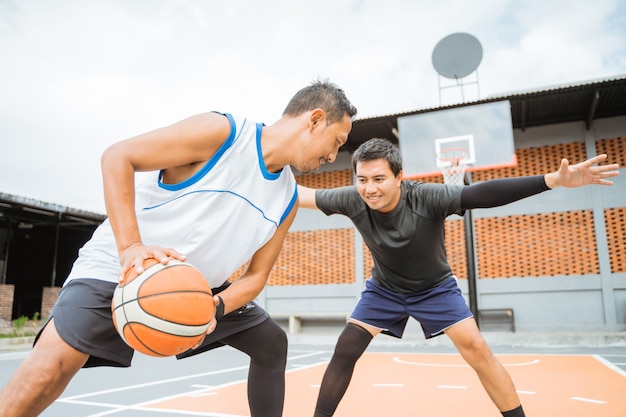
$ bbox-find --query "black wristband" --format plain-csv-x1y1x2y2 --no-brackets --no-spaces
215,295,225,320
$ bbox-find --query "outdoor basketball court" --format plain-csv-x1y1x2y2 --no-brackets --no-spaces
1,339,625,416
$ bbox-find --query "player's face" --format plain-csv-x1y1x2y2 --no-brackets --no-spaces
297,114,352,173
355,159,402,213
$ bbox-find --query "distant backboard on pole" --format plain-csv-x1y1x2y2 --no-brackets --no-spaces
397,100,517,179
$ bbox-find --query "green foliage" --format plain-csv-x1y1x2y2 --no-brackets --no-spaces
12,315,28,330
0,313,41,338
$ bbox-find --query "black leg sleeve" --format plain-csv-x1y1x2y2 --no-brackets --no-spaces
502,405,526,417
222,318,288,417
314,323,373,417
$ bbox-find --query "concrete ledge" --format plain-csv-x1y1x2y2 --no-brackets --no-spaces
2,331,625,353
287,330,626,348
0,336,34,352
271,313,349,334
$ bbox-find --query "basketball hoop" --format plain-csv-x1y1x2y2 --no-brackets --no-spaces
437,147,468,185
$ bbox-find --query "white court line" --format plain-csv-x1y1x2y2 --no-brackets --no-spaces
592,354,626,377
189,385,218,398
288,351,328,362
60,365,250,401
65,380,253,417
61,350,325,402
393,356,541,367
571,396,607,404
58,350,328,416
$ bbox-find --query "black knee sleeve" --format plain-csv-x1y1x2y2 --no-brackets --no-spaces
314,323,373,417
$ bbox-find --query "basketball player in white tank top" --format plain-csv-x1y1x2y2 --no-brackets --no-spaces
0,80,358,417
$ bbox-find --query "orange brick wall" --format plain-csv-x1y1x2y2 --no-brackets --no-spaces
605,207,626,273
471,142,587,181
599,137,626,274
41,286,60,319
0,284,15,325
252,137,623,286
270,229,355,285
596,136,626,167
476,211,599,278
296,169,353,188
274,169,355,285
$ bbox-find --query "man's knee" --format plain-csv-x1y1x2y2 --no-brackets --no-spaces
30,320,89,383
458,336,498,368
332,323,372,361
266,321,288,355
252,320,288,368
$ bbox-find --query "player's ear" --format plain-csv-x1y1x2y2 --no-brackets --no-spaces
397,170,403,185
310,108,325,130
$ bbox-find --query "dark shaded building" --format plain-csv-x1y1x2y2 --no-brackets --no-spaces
0,193,105,323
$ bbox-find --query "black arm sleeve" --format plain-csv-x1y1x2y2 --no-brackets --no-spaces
460,175,550,210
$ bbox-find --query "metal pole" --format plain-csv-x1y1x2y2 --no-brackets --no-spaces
50,219,60,287
463,173,479,327
1,218,12,285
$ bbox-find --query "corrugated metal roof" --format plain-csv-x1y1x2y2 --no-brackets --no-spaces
344,75,626,153
0,192,105,228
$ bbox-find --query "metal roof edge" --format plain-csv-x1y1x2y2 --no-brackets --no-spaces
485,74,626,99
0,192,106,221
353,75,626,124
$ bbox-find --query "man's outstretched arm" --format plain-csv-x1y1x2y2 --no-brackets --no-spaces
297,185,320,210
461,153,619,210
543,154,619,189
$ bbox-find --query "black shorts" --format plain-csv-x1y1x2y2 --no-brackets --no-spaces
36,278,270,368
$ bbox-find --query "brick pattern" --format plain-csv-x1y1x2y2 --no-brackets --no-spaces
605,207,626,273
411,175,443,184
41,287,60,319
283,140,621,285
228,232,356,287
296,169,353,188
476,211,599,277
34,138,626,311
269,229,355,285
0,284,15,325
471,142,587,182
596,136,626,167
445,219,468,278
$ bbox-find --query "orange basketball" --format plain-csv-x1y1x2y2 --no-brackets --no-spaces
111,259,215,357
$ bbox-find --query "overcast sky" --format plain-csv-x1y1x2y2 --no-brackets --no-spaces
1,0,625,213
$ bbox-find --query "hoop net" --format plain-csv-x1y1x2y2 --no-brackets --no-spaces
437,147,468,186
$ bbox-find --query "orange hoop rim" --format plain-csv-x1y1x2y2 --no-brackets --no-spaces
437,147,469,167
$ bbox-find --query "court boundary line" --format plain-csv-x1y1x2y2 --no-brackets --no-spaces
53,351,327,417
592,354,626,377
59,350,325,402
34,350,626,416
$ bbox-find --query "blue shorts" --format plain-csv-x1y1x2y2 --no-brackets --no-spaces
350,276,473,339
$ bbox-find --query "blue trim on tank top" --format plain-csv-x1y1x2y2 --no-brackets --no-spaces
157,113,240,191
256,123,283,180
279,188,298,225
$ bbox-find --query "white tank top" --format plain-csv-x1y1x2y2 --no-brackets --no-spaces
67,113,297,288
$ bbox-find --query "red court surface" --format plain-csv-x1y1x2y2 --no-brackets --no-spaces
146,352,626,417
